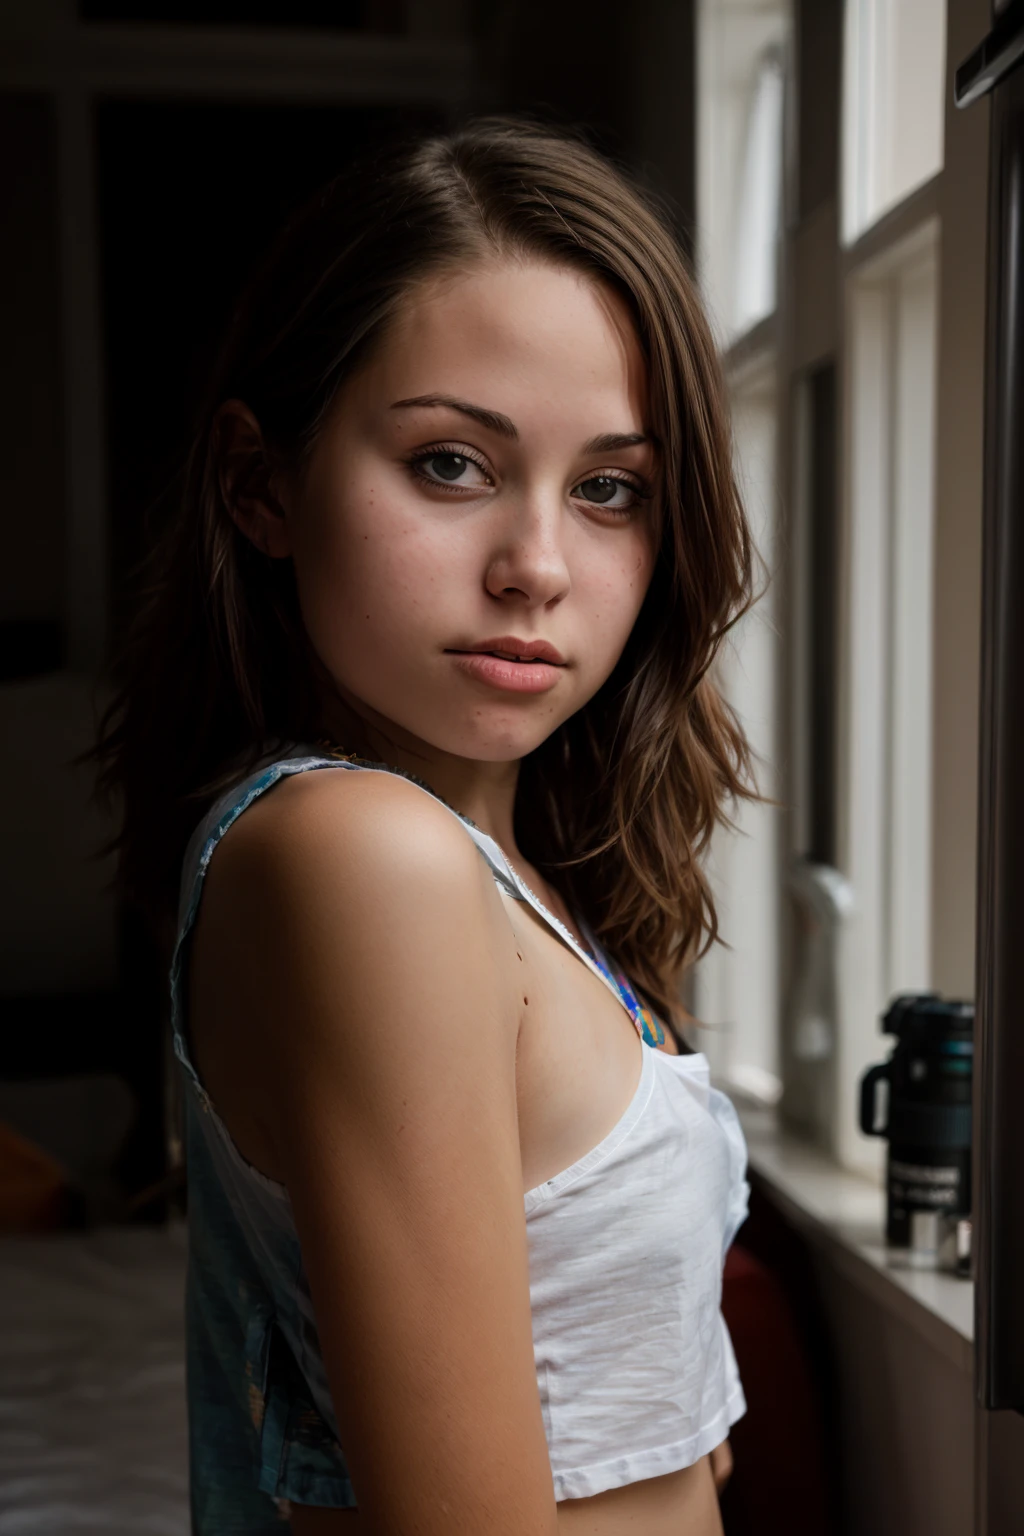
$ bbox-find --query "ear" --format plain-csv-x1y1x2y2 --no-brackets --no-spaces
213,399,293,558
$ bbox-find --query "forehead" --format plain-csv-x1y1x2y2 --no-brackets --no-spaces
361,258,650,431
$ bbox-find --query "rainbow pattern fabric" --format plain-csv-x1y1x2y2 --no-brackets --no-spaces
575,920,666,1048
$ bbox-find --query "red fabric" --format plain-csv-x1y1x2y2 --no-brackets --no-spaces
0,1121,70,1231
719,1244,833,1535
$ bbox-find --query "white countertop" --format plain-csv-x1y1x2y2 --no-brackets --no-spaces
735,1101,974,1374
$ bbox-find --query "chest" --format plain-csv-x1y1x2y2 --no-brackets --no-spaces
496,889,659,1197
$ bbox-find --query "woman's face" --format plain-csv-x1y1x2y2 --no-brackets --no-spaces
282,257,659,764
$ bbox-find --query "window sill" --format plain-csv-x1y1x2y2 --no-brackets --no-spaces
733,1098,974,1375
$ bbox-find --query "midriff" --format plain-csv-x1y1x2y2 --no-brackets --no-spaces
289,1455,725,1535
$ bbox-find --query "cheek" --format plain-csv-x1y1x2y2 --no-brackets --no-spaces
290,473,464,652
583,534,656,644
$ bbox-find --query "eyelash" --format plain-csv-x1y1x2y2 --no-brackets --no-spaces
404,443,651,517
406,443,494,492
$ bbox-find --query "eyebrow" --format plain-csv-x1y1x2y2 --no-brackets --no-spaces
390,394,653,455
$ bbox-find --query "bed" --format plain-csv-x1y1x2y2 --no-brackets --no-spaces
0,1223,189,1534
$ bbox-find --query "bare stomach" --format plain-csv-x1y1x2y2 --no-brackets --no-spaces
288,1455,724,1536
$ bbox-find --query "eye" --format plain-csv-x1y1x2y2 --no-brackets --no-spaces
572,474,646,514
409,448,492,491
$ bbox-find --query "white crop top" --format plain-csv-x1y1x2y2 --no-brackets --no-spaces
527,1038,747,1498
173,752,749,1520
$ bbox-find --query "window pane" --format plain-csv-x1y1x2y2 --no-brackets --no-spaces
732,45,785,334
842,0,946,243
837,232,938,1169
697,0,790,342
693,362,781,1102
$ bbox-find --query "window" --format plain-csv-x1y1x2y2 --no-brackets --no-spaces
842,0,947,243
696,0,790,343
695,0,964,1175
732,44,786,334
692,357,782,1105
693,1,789,1098
836,229,939,1170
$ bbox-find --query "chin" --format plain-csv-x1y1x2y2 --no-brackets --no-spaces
436,713,565,764
476,728,565,763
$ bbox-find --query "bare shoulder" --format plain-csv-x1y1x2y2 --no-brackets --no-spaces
201,764,506,959
192,765,519,1115
218,763,485,889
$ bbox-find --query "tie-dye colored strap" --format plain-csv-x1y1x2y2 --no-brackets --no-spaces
574,919,665,1048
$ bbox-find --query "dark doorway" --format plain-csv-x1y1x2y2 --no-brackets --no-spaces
96,99,445,628
94,97,444,1203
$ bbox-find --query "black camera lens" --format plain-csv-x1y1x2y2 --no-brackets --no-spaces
859,993,973,1251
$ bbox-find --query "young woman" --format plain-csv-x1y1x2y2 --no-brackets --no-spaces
97,117,757,1535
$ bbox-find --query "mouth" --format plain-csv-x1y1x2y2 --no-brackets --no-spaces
444,636,567,666
443,638,567,694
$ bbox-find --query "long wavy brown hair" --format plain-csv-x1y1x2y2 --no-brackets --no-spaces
93,115,758,1031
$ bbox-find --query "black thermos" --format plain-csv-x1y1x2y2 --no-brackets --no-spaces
859,993,974,1250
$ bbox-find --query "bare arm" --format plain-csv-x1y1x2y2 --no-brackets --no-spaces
202,772,559,1536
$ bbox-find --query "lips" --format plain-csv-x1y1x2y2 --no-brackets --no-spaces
445,635,567,666
444,639,567,695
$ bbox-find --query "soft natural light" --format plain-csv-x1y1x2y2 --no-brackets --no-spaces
733,46,785,335
693,359,781,1103
697,0,790,342
842,0,947,244
837,229,938,1170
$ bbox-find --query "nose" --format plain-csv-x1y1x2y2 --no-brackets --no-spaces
483,491,571,609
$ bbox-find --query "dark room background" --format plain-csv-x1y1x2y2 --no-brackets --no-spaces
0,0,695,1219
